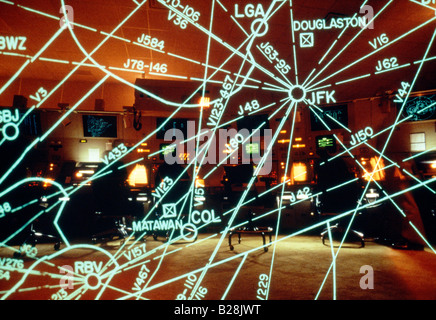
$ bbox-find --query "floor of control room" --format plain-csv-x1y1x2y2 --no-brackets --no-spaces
1,233,436,300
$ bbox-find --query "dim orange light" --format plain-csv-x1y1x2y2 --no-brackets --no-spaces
292,162,307,182
199,97,210,108
363,156,386,181
195,178,205,188
43,178,54,188
128,164,148,187
292,144,306,148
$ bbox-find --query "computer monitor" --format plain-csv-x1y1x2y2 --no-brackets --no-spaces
316,135,336,150
83,115,117,138
245,142,260,155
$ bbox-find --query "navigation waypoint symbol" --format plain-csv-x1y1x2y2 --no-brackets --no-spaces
288,85,307,103
85,273,101,291
299,32,314,47
2,122,20,141
162,203,177,218
251,18,268,37
180,223,198,242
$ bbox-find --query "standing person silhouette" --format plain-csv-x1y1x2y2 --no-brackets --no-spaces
315,148,358,215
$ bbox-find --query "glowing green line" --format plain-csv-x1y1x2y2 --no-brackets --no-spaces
306,84,332,92
0,139,39,185
10,199,38,213
1,2,140,184
326,178,359,193
249,102,277,115
0,60,30,95
101,31,131,43
306,0,393,89
221,253,248,300
329,113,414,161
263,81,286,90
40,75,110,142
318,39,338,65
233,73,262,84
261,87,289,92
38,57,70,64
403,169,436,194
409,221,436,254
266,101,298,300
335,73,371,85
118,171,436,300
289,2,296,44
382,190,406,218
159,0,290,92
308,104,331,131
108,66,144,74
125,174,436,299
365,24,436,200
31,27,65,63
409,0,436,11
1,52,31,58
72,61,105,68
167,52,201,64
203,124,266,180
308,14,436,90
117,158,144,170
231,15,249,37
148,72,187,79
189,13,294,296
258,180,291,198
374,63,411,75
413,56,436,64
403,146,436,163
186,233,218,247
292,44,298,84
17,4,61,21
327,221,336,300
303,68,316,87
417,101,436,115
268,97,292,120
316,29,436,296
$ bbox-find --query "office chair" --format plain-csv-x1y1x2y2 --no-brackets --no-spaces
13,222,61,258
10,187,63,258
91,162,137,245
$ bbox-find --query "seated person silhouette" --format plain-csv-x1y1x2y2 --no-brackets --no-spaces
315,148,362,246
315,148,358,214
91,161,132,242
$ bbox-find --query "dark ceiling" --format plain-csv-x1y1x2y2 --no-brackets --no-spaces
0,0,435,107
